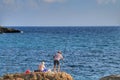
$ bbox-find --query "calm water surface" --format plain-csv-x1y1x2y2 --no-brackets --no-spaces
0,26,120,80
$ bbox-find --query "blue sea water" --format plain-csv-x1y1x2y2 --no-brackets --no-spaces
1,26,120,80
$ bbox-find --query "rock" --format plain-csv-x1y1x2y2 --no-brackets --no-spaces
0,26,21,33
0,72,73,80
100,75,120,80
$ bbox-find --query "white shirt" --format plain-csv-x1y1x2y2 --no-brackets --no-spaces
54,53,63,61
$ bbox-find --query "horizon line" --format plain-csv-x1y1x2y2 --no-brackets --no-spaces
4,25,120,27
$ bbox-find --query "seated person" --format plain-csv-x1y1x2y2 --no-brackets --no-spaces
38,61,48,72
34,61,51,72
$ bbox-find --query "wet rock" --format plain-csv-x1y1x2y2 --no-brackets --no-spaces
100,74,120,80
0,72,73,80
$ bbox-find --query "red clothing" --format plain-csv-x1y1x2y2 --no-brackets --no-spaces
25,69,30,74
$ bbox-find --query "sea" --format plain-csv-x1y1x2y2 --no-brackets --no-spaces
0,26,120,80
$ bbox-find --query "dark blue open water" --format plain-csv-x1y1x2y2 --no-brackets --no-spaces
1,26,120,80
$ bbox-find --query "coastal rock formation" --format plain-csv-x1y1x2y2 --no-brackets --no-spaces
0,72,73,80
0,26,21,33
100,75,120,80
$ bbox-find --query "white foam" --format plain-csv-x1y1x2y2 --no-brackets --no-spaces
21,31,24,33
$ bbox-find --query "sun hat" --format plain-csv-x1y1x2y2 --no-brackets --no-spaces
42,61,45,64
58,51,62,54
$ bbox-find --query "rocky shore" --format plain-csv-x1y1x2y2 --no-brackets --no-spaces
0,72,73,80
0,26,21,33
100,74,120,80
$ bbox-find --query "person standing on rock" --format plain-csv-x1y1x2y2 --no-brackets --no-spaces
53,51,63,72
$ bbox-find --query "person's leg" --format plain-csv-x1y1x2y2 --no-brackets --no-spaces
58,64,60,72
54,60,57,72
57,60,60,72
54,65,56,72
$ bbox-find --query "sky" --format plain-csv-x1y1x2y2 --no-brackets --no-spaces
0,0,120,26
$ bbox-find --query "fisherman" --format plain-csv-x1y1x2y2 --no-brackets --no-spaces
53,51,63,72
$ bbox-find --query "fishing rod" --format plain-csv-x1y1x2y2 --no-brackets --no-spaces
63,32,70,59
61,32,70,72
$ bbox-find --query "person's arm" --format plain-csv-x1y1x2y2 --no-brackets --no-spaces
43,65,45,69
61,54,64,60
53,55,55,58
53,54,56,58
39,64,42,70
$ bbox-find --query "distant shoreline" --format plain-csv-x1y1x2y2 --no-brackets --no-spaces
0,26,21,33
